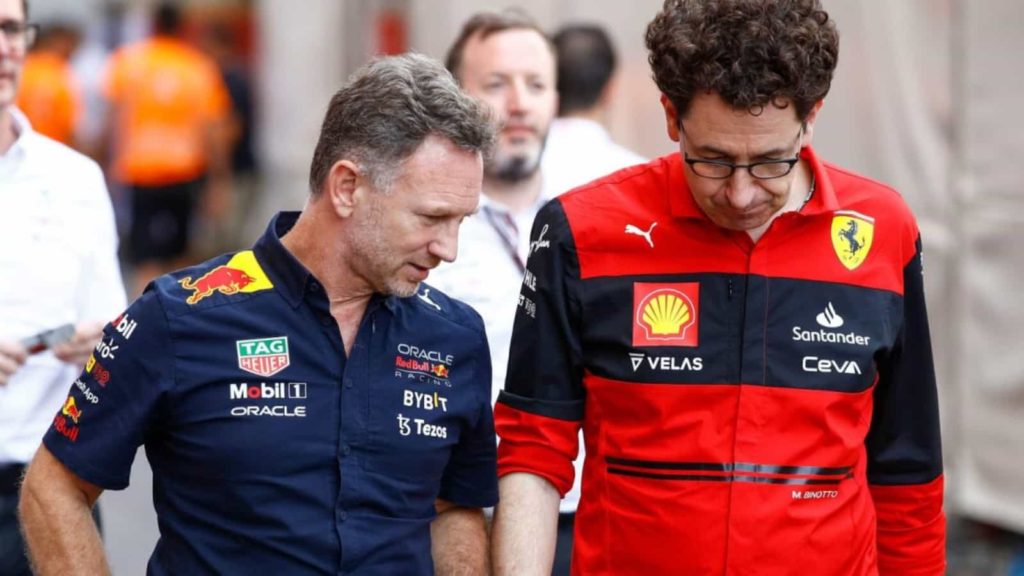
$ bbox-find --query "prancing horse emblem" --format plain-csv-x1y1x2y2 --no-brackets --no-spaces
830,211,875,270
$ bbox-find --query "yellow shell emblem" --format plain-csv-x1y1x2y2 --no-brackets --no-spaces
831,211,875,271
638,290,694,339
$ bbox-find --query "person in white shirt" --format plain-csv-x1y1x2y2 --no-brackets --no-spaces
542,24,646,196
0,1,125,573
432,8,558,408
430,11,565,570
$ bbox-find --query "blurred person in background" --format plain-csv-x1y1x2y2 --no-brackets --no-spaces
15,21,81,147
101,1,232,297
429,12,561,568
541,23,645,196
434,10,557,403
200,21,258,253
492,0,945,574
19,53,499,575
0,0,125,574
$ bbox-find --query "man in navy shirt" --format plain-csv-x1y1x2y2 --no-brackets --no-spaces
19,53,498,575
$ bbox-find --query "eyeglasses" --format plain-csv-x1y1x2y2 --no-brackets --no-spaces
0,20,39,51
682,124,803,180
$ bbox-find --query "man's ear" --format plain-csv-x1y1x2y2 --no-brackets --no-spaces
661,94,681,142
324,160,361,218
800,100,825,148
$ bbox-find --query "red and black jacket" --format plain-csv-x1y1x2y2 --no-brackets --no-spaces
495,148,945,575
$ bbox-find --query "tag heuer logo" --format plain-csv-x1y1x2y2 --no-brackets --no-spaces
237,337,290,377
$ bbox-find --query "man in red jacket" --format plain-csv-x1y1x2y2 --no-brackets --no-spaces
491,0,946,574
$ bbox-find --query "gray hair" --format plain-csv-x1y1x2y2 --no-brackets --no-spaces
308,53,494,195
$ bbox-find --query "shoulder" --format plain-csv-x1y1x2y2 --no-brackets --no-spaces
825,161,918,231
156,250,277,318
400,284,487,341
550,155,677,246
24,133,106,192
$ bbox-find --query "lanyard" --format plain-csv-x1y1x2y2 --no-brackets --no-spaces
481,205,526,275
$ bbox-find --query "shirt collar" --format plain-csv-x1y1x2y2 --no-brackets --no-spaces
252,211,395,314
1,107,34,161
252,212,316,309
667,145,839,220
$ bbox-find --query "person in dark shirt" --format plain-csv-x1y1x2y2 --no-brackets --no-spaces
19,52,498,576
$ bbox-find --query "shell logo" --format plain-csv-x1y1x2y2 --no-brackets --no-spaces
640,291,692,337
633,283,700,347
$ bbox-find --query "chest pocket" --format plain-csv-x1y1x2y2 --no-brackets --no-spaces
362,374,462,481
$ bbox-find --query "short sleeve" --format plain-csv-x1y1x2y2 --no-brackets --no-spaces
43,288,175,490
437,327,498,508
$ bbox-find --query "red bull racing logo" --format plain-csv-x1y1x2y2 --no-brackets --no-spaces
54,396,82,442
632,282,700,347
180,266,255,305
179,251,274,305
394,343,453,386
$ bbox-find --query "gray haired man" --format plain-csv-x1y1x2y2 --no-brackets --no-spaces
20,53,497,575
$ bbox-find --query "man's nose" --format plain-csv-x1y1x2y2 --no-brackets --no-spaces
430,224,460,264
724,168,759,209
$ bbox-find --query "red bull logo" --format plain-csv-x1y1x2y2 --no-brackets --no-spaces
180,266,256,305
178,251,275,305
62,396,82,424
396,356,430,372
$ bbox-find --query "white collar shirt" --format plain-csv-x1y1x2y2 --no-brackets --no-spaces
428,191,550,409
541,117,647,196
0,108,126,464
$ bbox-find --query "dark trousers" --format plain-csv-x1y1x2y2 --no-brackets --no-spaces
552,512,575,575
0,464,31,576
0,463,102,575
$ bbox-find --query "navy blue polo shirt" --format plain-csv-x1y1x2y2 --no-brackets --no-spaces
44,211,498,575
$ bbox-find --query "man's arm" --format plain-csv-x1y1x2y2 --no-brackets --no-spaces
492,472,561,576
19,445,109,576
431,498,488,576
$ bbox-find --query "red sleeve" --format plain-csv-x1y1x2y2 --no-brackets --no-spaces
495,200,585,496
871,476,946,575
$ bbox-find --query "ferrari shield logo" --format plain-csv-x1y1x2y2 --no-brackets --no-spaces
831,211,874,270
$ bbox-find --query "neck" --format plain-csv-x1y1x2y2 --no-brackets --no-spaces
483,171,543,214
280,207,373,312
746,158,814,243
0,108,17,155
563,106,604,124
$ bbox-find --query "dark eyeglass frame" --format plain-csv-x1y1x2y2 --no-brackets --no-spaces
0,20,39,50
681,124,804,180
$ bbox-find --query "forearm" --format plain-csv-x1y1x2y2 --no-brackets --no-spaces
492,472,561,576
431,503,489,576
19,450,109,576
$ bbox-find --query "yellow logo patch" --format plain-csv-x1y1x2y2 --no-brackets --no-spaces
831,211,874,270
179,251,274,305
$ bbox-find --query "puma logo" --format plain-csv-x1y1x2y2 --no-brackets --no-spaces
418,288,441,311
625,221,657,248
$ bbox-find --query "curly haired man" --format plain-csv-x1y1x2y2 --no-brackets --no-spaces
491,1,945,574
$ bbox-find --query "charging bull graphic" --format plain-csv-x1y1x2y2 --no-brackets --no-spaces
178,250,275,305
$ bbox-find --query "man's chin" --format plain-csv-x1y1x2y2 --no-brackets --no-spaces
488,154,540,183
388,280,421,299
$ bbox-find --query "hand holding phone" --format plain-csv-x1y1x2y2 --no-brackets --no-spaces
19,323,76,355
